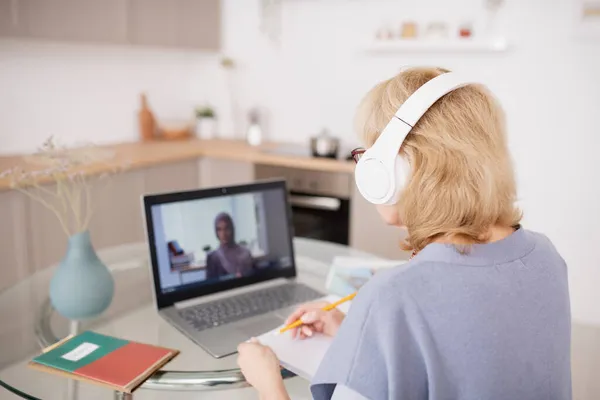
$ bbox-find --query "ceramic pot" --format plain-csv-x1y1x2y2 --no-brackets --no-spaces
310,129,339,158
195,117,216,139
49,231,114,320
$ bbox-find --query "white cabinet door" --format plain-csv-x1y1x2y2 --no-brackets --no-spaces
0,190,30,292
127,0,177,47
199,158,255,188
26,170,146,271
175,0,220,50
143,160,199,195
0,0,25,37
127,0,220,50
86,169,147,252
1,0,220,49
22,0,129,43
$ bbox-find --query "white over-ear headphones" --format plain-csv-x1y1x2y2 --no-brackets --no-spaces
354,72,477,205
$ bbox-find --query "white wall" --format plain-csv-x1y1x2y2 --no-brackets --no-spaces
0,40,228,152
1,0,599,325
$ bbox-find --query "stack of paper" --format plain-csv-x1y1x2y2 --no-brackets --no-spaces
326,256,405,297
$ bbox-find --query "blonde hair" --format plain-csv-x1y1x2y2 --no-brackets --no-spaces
355,67,521,252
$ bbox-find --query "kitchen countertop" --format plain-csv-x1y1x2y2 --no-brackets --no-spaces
0,139,355,190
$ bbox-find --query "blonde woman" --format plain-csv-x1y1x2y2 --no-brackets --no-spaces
237,67,571,400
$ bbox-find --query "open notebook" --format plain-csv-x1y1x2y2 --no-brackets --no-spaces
257,295,351,380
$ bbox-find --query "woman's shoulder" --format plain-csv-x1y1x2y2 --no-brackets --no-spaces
521,228,567,268
366,257,432,290
525,228,559,251
351,260,430,314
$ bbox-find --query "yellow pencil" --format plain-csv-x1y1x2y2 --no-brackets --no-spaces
278,292,357,335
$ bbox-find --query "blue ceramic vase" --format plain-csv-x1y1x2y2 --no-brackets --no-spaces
49,231,114,320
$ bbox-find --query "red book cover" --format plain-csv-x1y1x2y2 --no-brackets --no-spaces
30,331,179,393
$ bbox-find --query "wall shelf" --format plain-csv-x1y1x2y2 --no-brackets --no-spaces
363,38,509,53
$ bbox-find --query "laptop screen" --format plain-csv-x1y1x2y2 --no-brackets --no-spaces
144,181,296,307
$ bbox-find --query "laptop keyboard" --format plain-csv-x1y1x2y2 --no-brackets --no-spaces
178,283,323,332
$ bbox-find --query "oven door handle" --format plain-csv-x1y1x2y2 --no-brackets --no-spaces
289,195,341,211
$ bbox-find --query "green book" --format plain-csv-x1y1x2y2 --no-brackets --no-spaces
30,331,179,393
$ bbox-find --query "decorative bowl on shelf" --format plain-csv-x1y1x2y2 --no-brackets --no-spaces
158,120,193,140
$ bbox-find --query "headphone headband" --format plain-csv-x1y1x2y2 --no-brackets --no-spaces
371,72,475,157
356,72,478,205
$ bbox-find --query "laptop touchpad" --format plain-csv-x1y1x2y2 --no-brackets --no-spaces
238,315,283,337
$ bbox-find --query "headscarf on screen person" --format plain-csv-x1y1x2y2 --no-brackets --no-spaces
206,212,253,279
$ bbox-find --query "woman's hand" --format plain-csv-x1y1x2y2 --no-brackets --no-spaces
285,301,345,339
237,338,289,400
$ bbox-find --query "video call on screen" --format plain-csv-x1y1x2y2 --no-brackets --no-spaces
151,188,293,294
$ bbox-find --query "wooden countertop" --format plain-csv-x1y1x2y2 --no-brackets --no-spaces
0,139,355,190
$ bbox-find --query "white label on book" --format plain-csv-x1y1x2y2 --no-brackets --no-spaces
62,342,99,362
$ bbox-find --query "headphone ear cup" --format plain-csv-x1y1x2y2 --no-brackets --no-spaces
385,154,411,205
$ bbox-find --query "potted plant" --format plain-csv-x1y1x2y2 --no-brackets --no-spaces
195,106,217,139
0,137,127,321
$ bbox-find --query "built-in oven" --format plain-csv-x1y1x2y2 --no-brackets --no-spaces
254,165,352,245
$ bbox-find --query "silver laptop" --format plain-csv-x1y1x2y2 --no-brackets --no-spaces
142,180,324,358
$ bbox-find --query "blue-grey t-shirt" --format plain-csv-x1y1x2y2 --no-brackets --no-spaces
311,228,572,400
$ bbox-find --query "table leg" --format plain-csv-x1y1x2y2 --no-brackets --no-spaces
66,379,79,400
114,391,133,399
66,321,82,400
69,320,81,336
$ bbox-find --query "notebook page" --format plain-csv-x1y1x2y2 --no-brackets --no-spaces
258,330,332,380
257,295,350,380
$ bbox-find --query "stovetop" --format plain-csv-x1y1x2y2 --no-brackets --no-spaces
262,144,354,161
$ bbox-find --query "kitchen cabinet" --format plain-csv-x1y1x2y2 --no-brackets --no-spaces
0,0,221,50
0,162,199,279
0,0,25,37
128,0,221,50
127,0,178,48
25,181,66,273
175,0,221,50
199,158,255,188
0,190,30,292
143,159,200,195
21,0,129,44
349,183,412,261
0,189,35,371
85,169,147,253
26,170,145,271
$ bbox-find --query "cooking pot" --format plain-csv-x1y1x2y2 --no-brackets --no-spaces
310,129,339,159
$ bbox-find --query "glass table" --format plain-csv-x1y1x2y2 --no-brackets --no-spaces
3,238,600,399
0,238,375,400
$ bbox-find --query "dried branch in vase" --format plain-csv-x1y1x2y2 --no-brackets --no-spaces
0,137,129,236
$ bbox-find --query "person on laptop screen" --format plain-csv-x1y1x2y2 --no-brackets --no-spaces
206,212,254,279
236,67,571,400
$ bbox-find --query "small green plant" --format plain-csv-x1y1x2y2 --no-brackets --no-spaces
195,106,215,119
220,57,235,69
